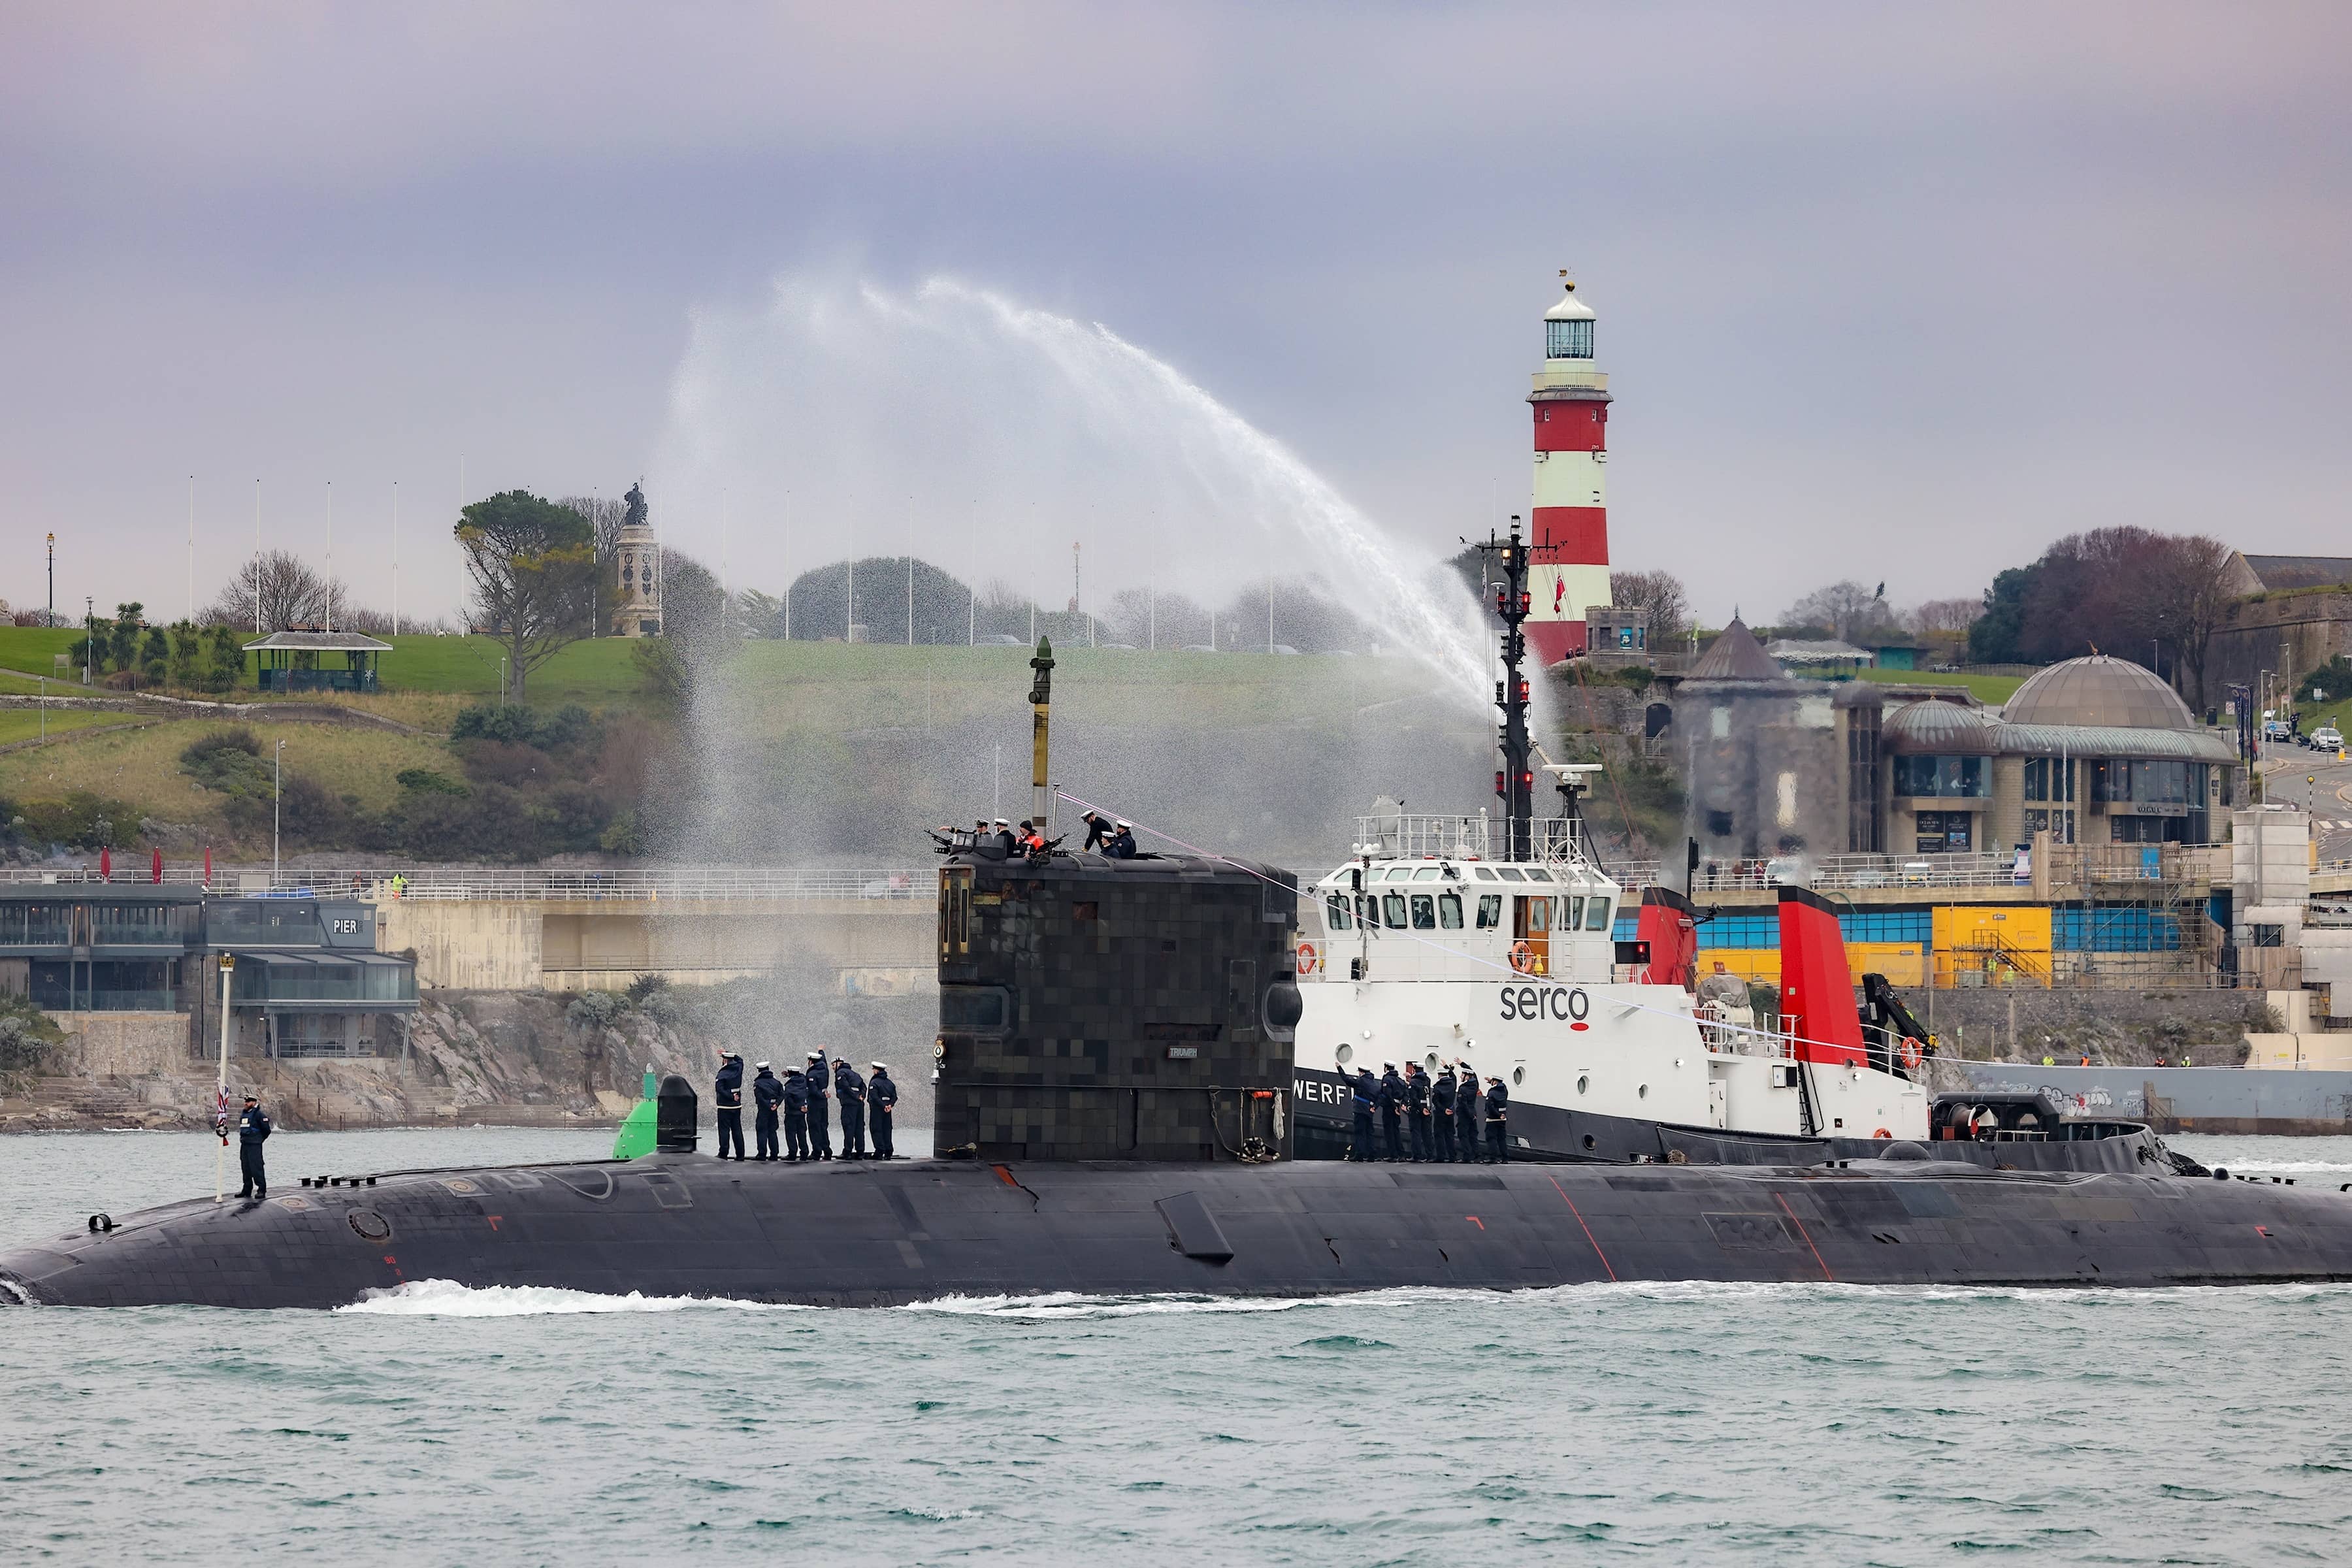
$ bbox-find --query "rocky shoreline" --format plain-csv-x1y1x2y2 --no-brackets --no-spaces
0,986,938,1134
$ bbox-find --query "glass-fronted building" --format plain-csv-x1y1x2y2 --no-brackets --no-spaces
0,885,417,1058
1882,655,2233,855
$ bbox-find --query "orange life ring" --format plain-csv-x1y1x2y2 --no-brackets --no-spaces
1509,941,1537,974
1872,1127,1893,1139
1897,1037,1925,1070
1296,941,1319,974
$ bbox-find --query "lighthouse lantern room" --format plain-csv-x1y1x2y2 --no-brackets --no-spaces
1525,274,1612,665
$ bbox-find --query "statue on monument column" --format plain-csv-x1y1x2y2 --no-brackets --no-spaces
623,481,647,531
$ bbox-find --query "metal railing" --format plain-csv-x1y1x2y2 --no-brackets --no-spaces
1353,813,1595,864
0,866,934,902
1610,845,2232,898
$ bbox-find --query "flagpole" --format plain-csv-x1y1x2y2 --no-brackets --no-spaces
214,953,235,1203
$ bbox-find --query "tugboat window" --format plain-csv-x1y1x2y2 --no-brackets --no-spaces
1358,894,1380,928
1324,893,1352,932
1496,867,1527,883
1585,897,1612,931
1412,866,1441,882
1563,894,1584,929
1383,892,1408,927
1476,894,1502,930
1438,894,1463,929
1406,894,1433,930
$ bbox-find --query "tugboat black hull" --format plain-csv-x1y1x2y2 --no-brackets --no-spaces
1291,1068,2187,1175
7,1153,2349,1311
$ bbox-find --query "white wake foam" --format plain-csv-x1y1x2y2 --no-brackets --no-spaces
335,1279,811,1317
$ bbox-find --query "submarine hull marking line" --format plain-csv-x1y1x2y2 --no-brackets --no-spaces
1545,1174,1617,1281
1774,1190,1835,1281
8,1154,2352,1309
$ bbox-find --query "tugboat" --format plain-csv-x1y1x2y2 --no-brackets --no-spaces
1289,517,1929,1160
1288,519,2185,1177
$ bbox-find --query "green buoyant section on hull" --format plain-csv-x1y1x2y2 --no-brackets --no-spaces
613,1069,658,1160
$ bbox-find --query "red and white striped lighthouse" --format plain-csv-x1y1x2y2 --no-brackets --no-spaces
1524,275,1611,665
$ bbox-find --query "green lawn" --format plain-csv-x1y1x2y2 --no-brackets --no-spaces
0,626,647,707
0,670,81,696
0,710,140,746
0,625,1443,736
1797,667,2027,705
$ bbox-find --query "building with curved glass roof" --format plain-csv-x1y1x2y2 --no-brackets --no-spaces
1882,655,2234,853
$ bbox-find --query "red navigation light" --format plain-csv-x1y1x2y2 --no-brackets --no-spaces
1518,770,1534,789
1515,679,1530,702
1494,771,1506,796
1518,593,1531,613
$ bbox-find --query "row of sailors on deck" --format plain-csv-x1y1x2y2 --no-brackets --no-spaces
713,1049,898,1163
943,814,1141,859
1344,1060,1510,1164
944,817,1137,860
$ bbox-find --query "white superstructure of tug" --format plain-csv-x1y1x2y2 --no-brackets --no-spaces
1289,813,1927,1148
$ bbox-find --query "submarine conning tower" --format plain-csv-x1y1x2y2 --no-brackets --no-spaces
935,851,1301,1163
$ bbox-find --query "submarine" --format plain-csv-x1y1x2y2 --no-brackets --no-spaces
8,526,2352,1309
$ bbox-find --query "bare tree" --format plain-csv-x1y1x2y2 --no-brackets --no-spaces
1908,597,1980,636
2142,532,2234,710
202,550,355,632
1610,569,1690,649
1783,580,1898,642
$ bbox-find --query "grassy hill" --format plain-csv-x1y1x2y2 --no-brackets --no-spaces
0,637,1502,864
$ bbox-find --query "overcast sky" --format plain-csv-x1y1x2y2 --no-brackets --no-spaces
5,1,2347,630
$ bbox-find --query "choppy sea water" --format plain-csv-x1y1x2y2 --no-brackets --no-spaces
5,1129,2352,1565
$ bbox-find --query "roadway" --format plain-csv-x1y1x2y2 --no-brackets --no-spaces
2262,740,2352,865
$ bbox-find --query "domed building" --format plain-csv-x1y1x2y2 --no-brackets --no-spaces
1882,655,2235,854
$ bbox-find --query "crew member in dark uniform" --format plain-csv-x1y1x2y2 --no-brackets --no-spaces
1081,811,1113,852
1378,1064,1405,1162
1347,1066,1376,1162
834,1058,867,1158
1484,1075,1509,1164
991,818,1017,856
713,1050,747,1160
1405,1063,1432,1162
1431,1063,1457,1164
805,1050,834,1160
1108,821,1139,858
782,1064,811,1162
1457,1060,1480,1162
236,1095,272,1199
751,1060,783,1162
868,1062,898,1158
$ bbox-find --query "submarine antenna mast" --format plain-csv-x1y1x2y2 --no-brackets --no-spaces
214,953,235,1203
1029,636,1054,830
1469,515,1542,861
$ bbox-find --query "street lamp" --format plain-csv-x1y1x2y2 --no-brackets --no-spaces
83,596,93,685
272,740,286,881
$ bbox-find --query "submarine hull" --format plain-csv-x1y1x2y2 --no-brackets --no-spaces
8,1154,2352,1311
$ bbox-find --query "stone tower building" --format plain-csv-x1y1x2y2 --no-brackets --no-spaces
611,481,661,638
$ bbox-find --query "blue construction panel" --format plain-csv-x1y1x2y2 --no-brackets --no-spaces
2055,906,2181,952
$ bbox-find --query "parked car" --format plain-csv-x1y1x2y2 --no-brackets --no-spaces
2315,725,2344,750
